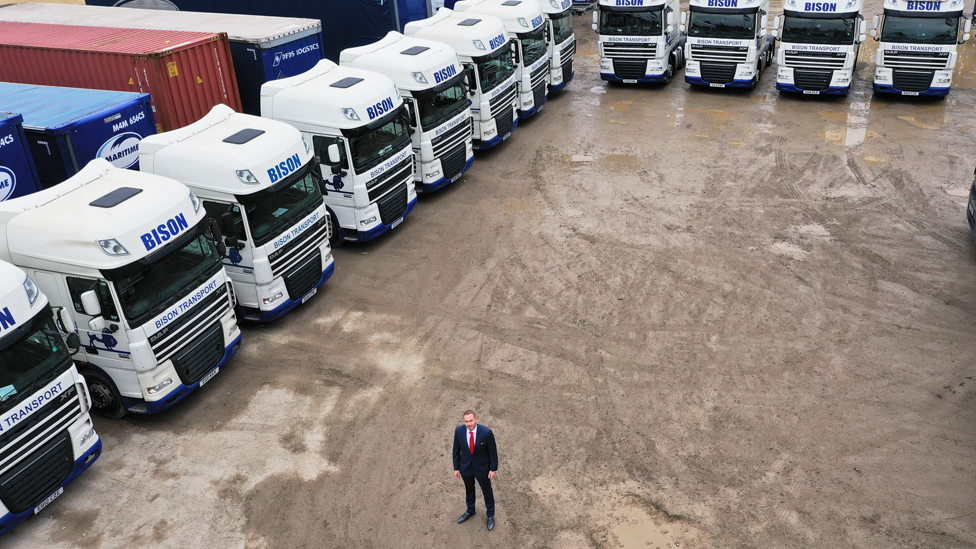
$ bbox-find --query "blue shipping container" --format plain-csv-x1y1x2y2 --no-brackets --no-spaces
86,0,398,63
0,83,156,188
229,32,323,116
0,112,42,201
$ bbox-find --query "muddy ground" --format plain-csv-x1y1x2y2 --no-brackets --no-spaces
8,4,976,548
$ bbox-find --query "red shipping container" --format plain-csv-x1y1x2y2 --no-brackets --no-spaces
0,22,241,132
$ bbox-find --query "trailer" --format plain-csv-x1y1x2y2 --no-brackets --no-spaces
0,83,155,188
0,21,241,131
0,112,42,201
0,3,321,116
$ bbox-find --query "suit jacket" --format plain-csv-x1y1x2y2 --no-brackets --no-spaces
453,424,498,478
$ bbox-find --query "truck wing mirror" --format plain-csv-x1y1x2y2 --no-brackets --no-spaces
760,14,768,36
666,25,675,34
65,332,81,355
681,11,688,25
858,20,867,34
80,290,101,317
773,16,781,31
965,19,973,33
592,11,598,24
962,32,971,43
220,211,236,234
871,15,880,29
327,143,341,164
226,235,244,250
55,306,76,334
466,67,477,96
869,29,878,39
667,12,674,26
209,218,223,242
857,33,866,43
591,23,598,31
88,316,106,333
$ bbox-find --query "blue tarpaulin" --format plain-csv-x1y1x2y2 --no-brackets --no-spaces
86,0,399,61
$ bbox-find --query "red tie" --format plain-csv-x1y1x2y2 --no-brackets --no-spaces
469,431,475,455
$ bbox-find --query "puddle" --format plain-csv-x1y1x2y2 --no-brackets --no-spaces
897,115,940,130
611,505,688,549
728,140,744,146
565,155,595,162
863,155,885,166
818,111,849,124
608,119,629,124
819,99,873,146
607,100,634,112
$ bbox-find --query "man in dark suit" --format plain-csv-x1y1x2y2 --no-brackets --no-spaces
452,409,498,531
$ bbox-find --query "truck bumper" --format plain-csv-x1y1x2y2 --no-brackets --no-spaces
550,70,573,92
239,262,335,323
474,116,519,150
685,76,755,88
121,334,243,414
419,155,475,193
341,195,418,243
873,83,949,97
601,72,669,84
0,438,102,536
777,83,850,95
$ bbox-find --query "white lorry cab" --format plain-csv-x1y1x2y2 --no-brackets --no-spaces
869,0,971,96
262,60,418,244
771,0,867,94
592,0,685,84
0,159,242,418
681,0,776,89
454,0,551,118
340,33,475,194
139,105,335,322
404,9,519,150
530,0,578,92
0,261,100,534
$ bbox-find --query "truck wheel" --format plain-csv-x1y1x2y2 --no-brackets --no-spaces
663,54,675,85
328,212,344,249
83,370,127,419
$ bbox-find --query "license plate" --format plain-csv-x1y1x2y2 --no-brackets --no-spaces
199,367,219,387
451,172,463,183
34,487,63,514
502,132,511,141
302,288,317,304
803,90,820,95
902,91,919,96
710,83,725,88
623,79,638,84
391,217,403,229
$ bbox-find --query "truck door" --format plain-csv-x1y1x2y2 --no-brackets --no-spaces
203,201,254,305
312,134,355,230
64,277,137,397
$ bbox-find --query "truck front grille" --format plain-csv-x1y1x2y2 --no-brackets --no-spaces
603,42,656,59
560,40,576,65
172,323,225,385
489,81,517,118
431,119,470,158
700,62,737,84
883,50,949,70
440,144,467,181
366,158,412,203
783,50,846,69
148,283,229,365
613,59,647,80
893,69,935,92
377,183,408,225
269,216,329,278
0,384,81,514
530,61,550,90
283,251,323,301
494,108,514,138
794,69,833,91
532,81,547,110
689,44,748,64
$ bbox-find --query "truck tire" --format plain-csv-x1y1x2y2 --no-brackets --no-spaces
663,54,675,85
328,212,344,249
83,370,127,419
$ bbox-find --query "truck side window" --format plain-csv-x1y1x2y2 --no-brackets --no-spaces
202,201,246,241
67,277,120,322
313,135,348,169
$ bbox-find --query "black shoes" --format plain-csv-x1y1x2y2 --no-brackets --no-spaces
487,517,495,531
457,511,475,524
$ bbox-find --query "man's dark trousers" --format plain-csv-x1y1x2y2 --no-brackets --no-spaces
453,424,498,518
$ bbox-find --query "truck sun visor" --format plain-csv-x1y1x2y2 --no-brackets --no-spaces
89,187,143,208
222,129,266,144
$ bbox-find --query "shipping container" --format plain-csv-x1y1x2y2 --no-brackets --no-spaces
0,22,241,131
0,3,322,116
84,0,406,62
0,83,156,188
0,112,42,201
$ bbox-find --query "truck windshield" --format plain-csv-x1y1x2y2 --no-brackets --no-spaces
350,109,411,173
688,11,756,39
477,46,516,93
881,15,958,44
599,10,663,36
552,10,574,44
521,27,548,66
0,308,72,413
417,79,469,131
109,228,222,326
240,163,323,247
781,15,856,44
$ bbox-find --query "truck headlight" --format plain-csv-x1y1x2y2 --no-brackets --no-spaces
146,378,173,395
97,239,130,256
236,169,259,184
23,276,38,305
518,17,529,28
359,216,377,226
412,72,428,84
263,292,284,305
473,40,486,50
80,427,97,446
342,108,361,121
189,191,201,212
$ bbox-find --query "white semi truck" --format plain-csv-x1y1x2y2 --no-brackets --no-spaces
0,261,100,534
340,32,475,194
139,105,335,322
0,159,242,418
404,9,519,150
530,0,578,92
454,0,551,118
772,0,866,94
869,0,970,96
681,0,776,89
262,60,418,244
592,0,685,84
